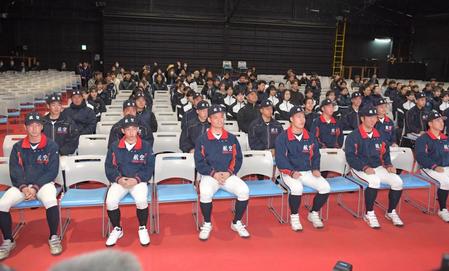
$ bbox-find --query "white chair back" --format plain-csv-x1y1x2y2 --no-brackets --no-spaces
231,132,249,151
158,121,181,132
319,148,348,175
154,153,195,184
153,132,181,154
3,135,26,158
153,105,172,113
62,155,109,187
154,112,177,121
0,157,12,186
224,120,239,132
390,147,415,172
238,151,273,178
278,120,289,129
96,121,116,135
78,134,109,156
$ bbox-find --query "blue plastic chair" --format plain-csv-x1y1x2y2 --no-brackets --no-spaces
154,153,197,233
59,155,110,239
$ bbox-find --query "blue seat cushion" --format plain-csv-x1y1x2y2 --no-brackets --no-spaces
213,189,235,200
120,185,152,205
400,174,431,189
246,180,284,197
346,175,390,189
157,184,197,203
19,104,34,110
7,111,20,117
60,187,108,208
327,176,361,193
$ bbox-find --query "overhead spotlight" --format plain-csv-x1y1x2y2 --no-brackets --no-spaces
374,38,391,43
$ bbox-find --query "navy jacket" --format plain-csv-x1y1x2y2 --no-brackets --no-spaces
415,131,449,169
105,136,154,183
275,127,320,175
194,129,242,176
375,116,396,146
108,116,154,148
310,115,344,148
180,118,210,153
248,116,283,150
9,134,59,191
405,106,428,134
137,109,158,133
62,101,97,135
341,107,360,131
43,113,80,155
181,108,198,130
237,103,260,133
344,126,392,171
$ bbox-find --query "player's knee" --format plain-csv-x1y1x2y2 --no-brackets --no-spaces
135,200,148,210
106,197,120,211
390,177,403,191
236,184,249,201
42,198,58,209
319,181,331,194
367,177,381,189
0,199,12,213
199,187,214,203
289,183,303,196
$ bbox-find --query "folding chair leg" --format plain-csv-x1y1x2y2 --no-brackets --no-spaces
12,210,26,240
156,202,160,234
267,194,287,224
192,200,200,231
403,187,432,214
59,207,71,241
336,190,362,218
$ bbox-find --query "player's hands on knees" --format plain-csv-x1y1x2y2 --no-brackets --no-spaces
118,177,130,188
292,171,302,179
364,167,375,175
435,166,445,173
126,178,138,187
312,170,321,177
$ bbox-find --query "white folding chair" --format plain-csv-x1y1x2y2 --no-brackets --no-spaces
153,153,198,233
158,121,181,132
105,105,122,112
231,132,249,151
320,148,361,219
153,132,181,154
154,112,177,121
278,120,289,130
78,134,109,156
224,120,239,132
153,105,172,113
59,155,109,239
101,112,123,122
96,121,116,135
3,135,26,157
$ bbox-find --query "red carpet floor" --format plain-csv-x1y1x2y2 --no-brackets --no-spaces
1,191,448,271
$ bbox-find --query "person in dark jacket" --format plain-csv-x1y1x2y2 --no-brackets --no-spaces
405,92,429,136
415,111,449,222
43,94,79,155
248,100,283,152
104,115,154,247
96,80,112,106
304,97,319,131
181,92,203,130
62,90,97,135
256,81,268,104
237,89,260,133
133,91,158,133
88,86,106,122
119,72,137,90
384,80,398,100
194,105,249,241
179,101,210,153
310,99,344,148
108,100,154,148
275,106,330,231
289,80,304,106
341,92,362,131
0,112,62,260
374,98,397,146
152,74,168,91
345,106,404,229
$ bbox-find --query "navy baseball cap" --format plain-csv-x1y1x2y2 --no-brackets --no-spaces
360,106,378,117
133,91,145,99
25,112,43,126
122,115,139,128
46,94,62,104
415,92,426,100
425,111,446,122
259,99,273,108
71,90,82,96
351,92,362,99
374,98,388,107
122,99,136,109
208,104,225,116
320,98,333,108
196,100,210,110
289,106,304,117
193,92,202,100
